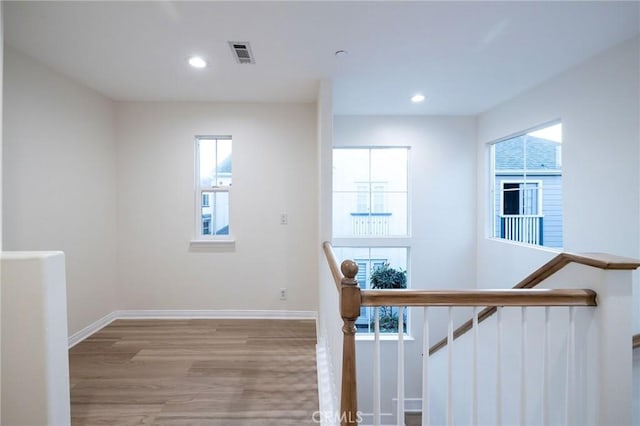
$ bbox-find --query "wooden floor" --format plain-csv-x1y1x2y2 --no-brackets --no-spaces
69,319,319,425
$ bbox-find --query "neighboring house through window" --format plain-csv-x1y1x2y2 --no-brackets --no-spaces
491,122,563,247
195,136,232,238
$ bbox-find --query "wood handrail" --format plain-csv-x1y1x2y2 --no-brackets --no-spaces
324,242,640,425
361,288,597,307
429,252,640,355
323,241,342,292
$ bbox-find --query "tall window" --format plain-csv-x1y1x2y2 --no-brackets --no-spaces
491,123,562,247
333,147,410,334
196,136,232,238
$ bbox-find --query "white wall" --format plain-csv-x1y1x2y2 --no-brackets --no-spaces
3,47,118,336
476,35,640,425
0,3,4,419
332,115,477,422
476,36,640,289
115,102,318,311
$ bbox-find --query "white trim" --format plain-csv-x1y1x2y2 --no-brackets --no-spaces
114,309,317,320
189,238,236,250
68,309,318,347
356,334,415,342
67,311,118,348
332,237,410,248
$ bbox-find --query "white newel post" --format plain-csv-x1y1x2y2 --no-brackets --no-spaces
1,252,71,426
596,269,634,426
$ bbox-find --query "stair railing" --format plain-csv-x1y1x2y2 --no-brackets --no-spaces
322,241,640,426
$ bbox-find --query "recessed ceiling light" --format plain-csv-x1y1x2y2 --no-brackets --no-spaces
334,50,349,57
188,56,207,69
411,94,426,103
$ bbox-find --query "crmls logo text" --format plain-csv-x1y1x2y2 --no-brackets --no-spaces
312,411,364,423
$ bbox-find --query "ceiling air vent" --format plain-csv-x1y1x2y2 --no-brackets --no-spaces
228,41,255,64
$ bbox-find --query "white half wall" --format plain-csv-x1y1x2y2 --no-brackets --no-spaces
476,36,640,289
1,252,70,426
3,47,118,336
115,101,319,311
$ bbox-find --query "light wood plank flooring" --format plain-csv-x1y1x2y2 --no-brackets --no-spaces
69,319,319,425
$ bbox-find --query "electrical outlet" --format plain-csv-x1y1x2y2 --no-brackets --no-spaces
280,214,288,225
279,288,287,300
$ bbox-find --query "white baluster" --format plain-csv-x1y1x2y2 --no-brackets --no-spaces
374,307,381,426
398,306,405,426
447,307,453,426
520,217,524,242
521,307,527,426
472,307,478,426
565,306,575,426
422,307,429,426
543,307,550,426
496,307,503,426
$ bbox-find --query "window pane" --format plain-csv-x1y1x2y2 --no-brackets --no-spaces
494,136,525,171
198,139,217,187
216,139,232,186
333,192,361,237
333,147,409,237
201,191,229,236
333,149,370,191
198,138,232,187
332,193,406,237
379,192,407,235
370,148,408,192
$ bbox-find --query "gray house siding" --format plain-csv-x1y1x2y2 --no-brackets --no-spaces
494,173,563,248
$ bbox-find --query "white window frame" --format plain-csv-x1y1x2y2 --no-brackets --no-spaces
191,135,234,248
499,179,543,217
489,120,563,247
332,146,412,337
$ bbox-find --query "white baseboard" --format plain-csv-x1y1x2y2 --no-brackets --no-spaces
68,311,118,348
68,309,318,347
114,309,317,320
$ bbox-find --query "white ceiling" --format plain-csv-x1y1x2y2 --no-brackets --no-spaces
5,1,639,115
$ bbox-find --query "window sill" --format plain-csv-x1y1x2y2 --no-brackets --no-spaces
189,238,236,252
356,334,415,342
